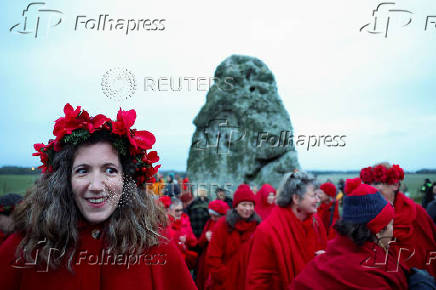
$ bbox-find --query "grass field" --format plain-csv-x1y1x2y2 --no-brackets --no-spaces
1,173,435,204
0,175,38,196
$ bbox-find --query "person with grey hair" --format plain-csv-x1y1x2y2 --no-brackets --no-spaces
246,171,327,289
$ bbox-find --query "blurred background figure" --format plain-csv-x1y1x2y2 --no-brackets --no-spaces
0,193,22,244
185,188,210,239
196,200,229,290
426,182,436,224
422,178,434,208
317,182,339,240
169,199,198,271
215,187,233,209
254,184,276,221
164,172,181,198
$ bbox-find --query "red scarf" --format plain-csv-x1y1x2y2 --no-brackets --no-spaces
267,207,327,283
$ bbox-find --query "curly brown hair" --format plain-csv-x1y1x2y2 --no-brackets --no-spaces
12,131,168,271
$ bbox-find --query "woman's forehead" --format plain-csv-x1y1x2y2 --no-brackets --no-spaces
73,143,120,165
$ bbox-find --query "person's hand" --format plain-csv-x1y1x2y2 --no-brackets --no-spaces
315,250,326,255
179,235,187,243
205,231,212,241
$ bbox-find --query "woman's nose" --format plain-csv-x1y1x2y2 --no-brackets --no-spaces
88,173,105,191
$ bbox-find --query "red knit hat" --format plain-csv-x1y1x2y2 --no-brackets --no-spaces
158,196,171,209
320,182,337,197
209,200,229,215
343,178,394,234
233,184,255,208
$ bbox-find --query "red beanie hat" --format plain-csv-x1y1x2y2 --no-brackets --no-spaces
180,192,193,203
320,182,337,197
233,184,255,208
209,200,229,215
158,196,171,209
343,178,394,234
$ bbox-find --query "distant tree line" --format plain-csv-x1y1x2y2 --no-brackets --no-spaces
0,166,41,175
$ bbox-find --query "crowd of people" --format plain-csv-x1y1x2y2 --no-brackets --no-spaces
0,103,435,289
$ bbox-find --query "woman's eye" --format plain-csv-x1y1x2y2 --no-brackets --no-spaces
106,167,118,174
76,168,87,174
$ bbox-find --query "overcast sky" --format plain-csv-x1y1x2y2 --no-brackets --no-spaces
1,0,435,172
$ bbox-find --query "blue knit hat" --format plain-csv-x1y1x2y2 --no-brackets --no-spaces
342,178,394,234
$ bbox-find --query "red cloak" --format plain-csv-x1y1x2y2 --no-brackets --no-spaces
246,206,327,290
254,184,276,221
0,222,197,290
391,192,436,277
196,219,216,290
168,213,198,269
206,211,259,290
291,235,408,289
316,200,339,240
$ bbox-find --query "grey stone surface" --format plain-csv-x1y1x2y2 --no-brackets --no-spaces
186,55,300,194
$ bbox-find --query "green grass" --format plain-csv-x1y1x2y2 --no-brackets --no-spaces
0,175,38,196
317,173,436,204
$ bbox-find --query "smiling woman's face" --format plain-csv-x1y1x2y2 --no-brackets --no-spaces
71,142,123,224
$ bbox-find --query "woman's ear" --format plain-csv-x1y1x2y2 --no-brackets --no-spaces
292,194,300,205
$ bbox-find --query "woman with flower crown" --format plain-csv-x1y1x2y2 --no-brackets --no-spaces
0,104,197,290
360,163,436,278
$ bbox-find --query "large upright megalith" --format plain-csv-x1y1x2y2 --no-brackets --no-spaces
186,55,300,193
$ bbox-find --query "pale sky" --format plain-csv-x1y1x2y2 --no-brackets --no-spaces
1,0,435,172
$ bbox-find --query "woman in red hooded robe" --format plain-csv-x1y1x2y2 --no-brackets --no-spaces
254,184,276,221
246,171,327,290
316,182,339,240
206,184,260,290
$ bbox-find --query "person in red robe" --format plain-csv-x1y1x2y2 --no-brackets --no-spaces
291,178,408,289
245,171,327,290
196,200,229,290
360,163,436,277
0,104,196,290
254,184,276,221
168,199,198,270
316,182,339,240
206,184,261,290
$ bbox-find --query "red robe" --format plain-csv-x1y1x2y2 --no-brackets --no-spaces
316,200,339,240
206,213,259,290
168,213,198,270
196,219,217,290
0,230,7,245
254,184,276,221
291,235,408,289
0,222,197,290
391,192,436,277
246,207,327,290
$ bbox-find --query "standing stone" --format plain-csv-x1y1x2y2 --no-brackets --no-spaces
186,55,300,194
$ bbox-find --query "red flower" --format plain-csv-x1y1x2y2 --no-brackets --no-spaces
133,130,156,151
53,103,109,144
373,165,386,184
360,167,374,185
143,151,159,164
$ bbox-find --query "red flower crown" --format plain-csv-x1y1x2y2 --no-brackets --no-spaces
33,103,160,186
360,164,404,185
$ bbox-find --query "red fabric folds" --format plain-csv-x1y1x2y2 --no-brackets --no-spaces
246,207,327,289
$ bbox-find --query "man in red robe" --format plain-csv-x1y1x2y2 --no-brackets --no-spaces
360,163,436,277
